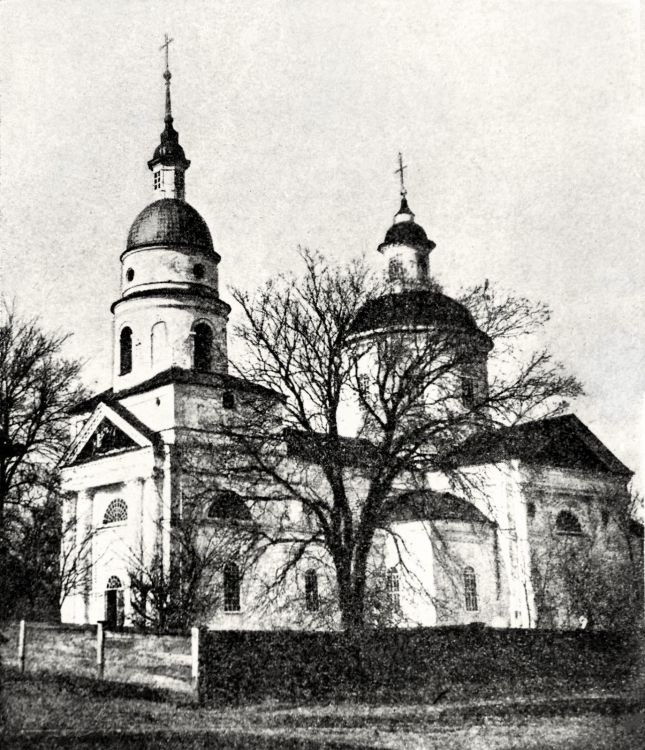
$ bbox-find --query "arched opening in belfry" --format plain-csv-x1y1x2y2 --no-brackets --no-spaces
193,322,213,373
119,327,133,375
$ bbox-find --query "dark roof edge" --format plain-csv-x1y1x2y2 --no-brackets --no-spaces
69,367,286,415
562,414,633,476
120,244,221,263
455,413,632,477
110,288,231,314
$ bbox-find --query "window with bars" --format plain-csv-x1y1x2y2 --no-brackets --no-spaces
464,566,478,611
154,171,161,189
386,567,400,609
103,499,127,525
223,562,241,612
304,569,319,612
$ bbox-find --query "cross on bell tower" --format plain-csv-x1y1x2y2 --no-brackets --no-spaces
395,152,408,198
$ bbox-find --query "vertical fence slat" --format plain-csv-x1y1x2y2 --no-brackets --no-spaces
191,627,200,694
96,622,105,679
18,619,26,674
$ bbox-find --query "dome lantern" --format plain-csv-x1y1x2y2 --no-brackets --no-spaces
378,154,435,290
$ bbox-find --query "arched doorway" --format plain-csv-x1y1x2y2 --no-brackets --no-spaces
105,575,125,630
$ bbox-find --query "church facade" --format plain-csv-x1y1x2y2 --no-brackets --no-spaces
59,57,642,632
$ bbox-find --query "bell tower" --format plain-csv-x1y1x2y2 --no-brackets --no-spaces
111,37,230,392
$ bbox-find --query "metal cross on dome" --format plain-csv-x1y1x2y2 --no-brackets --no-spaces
160,33,174,72
395,152,408,197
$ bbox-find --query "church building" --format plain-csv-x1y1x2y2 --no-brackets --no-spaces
59,50,642,632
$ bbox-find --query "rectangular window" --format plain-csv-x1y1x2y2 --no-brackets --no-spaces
223,563,241,612
464,567,479,611
461,374,475,408
386,568,400,609
154,172,161,190
304,570,319,612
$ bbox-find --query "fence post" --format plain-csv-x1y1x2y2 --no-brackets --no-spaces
191,627,200,695
96,622,105,680
18,620,26,674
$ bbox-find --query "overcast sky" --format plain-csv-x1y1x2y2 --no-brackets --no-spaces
1,0,642,484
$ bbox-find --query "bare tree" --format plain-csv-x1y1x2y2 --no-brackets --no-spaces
0,301,85,616
531,487,643,630
211,249,583,631
127,440,259,632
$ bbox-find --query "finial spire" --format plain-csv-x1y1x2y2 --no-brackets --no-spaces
393,152,414,222
148,34,190,181
395,152,408,198
160,34,174,123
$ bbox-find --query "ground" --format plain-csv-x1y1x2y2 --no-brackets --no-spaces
1,668,643,749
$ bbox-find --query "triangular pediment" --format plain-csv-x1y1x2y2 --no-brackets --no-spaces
65,402,157,466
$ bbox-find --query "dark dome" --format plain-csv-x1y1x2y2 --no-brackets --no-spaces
151,139,188,167
350,290,490,345
386,491,494,525
126,199,214,253
379,221,436,253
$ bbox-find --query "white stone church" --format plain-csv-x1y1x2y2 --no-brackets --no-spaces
60,56,641,632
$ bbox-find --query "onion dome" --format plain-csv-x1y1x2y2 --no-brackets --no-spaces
126,198,215,254
378,197,435,254
349,290,492,348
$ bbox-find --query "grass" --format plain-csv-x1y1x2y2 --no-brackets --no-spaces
1,666,643,749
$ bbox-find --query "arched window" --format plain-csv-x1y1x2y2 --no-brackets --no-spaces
193,322,213,373
103,499,127,525
151,321,168,369
304,569,319,612
555,510,583,536
207,491,252,523
223,562,241,612
119,327,132,375
464,566,478,611
461,374,475,408
386,567,400,608
105,576,124,630
388,258,404,282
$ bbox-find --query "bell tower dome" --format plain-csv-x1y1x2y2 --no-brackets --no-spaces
111,37,230,392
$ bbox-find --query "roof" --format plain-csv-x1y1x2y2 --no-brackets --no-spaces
384,490,494,525
69,367,286,415
126,199,214,253
349,290,491,344
456,414,632,476
379,220,436,254
378,197,436,254
283,429,377,467
148,122,190,170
